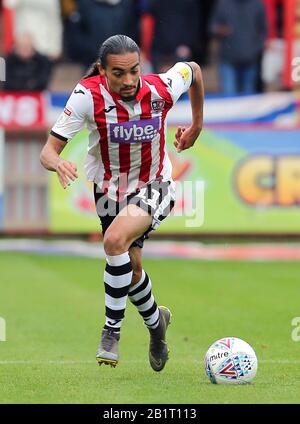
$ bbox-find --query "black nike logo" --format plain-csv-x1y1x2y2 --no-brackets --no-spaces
74,89,85,95
107,319,121,326
104,106,116,113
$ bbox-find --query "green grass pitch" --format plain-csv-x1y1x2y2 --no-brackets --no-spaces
1,252,300,404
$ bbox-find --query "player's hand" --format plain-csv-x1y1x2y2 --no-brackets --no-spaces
55,158,78,189
173,126,202,153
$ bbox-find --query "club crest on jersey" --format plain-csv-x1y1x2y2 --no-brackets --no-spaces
110,117,160,144
151,100,165,111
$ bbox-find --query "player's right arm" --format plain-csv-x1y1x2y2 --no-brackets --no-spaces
40,135,78,189
40,82,92,189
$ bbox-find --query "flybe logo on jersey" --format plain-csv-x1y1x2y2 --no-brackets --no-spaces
110,117,160,144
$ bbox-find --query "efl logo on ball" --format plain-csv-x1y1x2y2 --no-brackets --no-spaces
204,337,258,384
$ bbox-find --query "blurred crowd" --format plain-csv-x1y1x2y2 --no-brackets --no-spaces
0,0,288,95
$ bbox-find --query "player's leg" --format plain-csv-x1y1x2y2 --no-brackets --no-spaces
128,245,171,372
96,204,152,366
126,179,174,371
101,204,152,331
128,246,160,328
96,179,174,369
129,245,143,284
104,204,152,255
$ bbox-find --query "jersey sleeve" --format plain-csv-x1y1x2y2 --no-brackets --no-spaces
159,62,193,104
50,83,93,141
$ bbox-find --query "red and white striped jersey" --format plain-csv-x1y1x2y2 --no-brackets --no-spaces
51,62,193,201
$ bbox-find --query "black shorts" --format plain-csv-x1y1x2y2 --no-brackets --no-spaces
93,179,175,249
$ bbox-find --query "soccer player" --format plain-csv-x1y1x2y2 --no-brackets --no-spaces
40,35,204,371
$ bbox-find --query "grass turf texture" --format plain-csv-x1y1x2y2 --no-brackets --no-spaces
1,253,300,404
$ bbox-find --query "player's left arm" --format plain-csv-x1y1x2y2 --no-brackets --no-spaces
174,62,204,153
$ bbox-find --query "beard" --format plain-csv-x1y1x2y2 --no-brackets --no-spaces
121,94,136,101
120,81,140,101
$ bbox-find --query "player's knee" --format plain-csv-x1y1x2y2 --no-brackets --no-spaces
103,231,127,255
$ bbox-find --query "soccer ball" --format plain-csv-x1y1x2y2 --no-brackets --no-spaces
204,337,257,384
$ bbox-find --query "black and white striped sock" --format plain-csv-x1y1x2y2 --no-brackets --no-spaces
104,252,133,332
128,270,160,330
